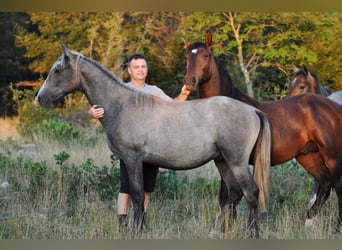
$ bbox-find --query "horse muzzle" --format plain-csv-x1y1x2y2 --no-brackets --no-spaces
184,76,200,91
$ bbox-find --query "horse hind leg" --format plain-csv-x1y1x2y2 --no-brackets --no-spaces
211,162,243,238
296,153,332,228
215,159,260,238
305,181,332,227
218,179,243,223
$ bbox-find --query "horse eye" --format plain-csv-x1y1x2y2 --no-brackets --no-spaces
204,54,210,58
54,65,63,73
299,84,306,90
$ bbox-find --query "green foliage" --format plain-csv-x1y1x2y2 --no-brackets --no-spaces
41,116,86,144
1,11,339,109
54,151,70,166
10,84,53,137
53,152,120,206
155,170,188,200
10,85,93,145
269,160,315,209
0,153,57,203
0,149,221,233
154,169,220,203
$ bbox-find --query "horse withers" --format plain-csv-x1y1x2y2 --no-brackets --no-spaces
36,44,272,238
184,31,342,236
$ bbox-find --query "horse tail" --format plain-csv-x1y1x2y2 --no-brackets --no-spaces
253,110,271,211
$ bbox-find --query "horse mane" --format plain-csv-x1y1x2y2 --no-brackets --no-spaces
70,50,159,106
70,51,125,86
213,57,260,106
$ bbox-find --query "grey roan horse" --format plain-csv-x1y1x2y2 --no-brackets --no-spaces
36,44,271,238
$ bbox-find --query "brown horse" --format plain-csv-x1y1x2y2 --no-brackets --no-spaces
288,65,342,105
184,31,342,236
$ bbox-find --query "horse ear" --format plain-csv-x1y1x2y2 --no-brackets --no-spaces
205,30,212,48
292,64,299,73
183,38,191,49
61,43,73,58
302,65,309,76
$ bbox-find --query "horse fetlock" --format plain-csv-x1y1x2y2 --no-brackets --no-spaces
308,193,317,208
248,219,259,239
208,229,224,239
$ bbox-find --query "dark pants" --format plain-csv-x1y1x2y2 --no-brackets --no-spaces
119,159,158,193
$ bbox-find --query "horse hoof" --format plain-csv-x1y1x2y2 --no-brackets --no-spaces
208,229,224,239
305,218,314,228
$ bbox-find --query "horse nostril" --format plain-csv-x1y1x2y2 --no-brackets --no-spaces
34,95,40,105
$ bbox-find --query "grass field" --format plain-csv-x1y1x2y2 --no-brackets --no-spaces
0,117,341,239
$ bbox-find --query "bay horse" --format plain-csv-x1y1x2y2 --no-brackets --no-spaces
184,31,342,236
36,44,272,238
287,65,342,105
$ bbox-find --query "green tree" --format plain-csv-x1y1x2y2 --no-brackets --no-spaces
179,12,342,100
14,12,342,103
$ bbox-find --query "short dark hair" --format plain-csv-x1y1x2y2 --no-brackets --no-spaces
128,53,146,65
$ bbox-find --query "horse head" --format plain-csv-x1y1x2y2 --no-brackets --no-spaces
287,65,324,97
183,31,214,92
36,44,84,108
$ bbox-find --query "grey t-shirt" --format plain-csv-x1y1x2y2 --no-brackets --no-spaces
126,82,172,101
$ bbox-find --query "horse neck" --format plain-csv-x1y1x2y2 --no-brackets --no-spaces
200,58,260,108
79,58,127,110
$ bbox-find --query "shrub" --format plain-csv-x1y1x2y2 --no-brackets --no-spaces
41,116,87,144
10,85,93,145
10,84,55,138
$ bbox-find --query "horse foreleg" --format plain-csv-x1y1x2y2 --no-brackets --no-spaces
329,164,342,233
334,184,342,233
124,159,145,231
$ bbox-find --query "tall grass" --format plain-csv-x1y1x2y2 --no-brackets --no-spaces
0,117,341,239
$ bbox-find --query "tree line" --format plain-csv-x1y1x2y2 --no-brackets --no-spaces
1,12,341,116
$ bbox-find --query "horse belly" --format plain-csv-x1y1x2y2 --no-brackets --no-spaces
144,141,219,169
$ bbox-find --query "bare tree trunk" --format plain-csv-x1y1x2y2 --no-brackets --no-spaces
225,12,254,97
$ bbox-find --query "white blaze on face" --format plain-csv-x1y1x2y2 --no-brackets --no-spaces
191,49,198,54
